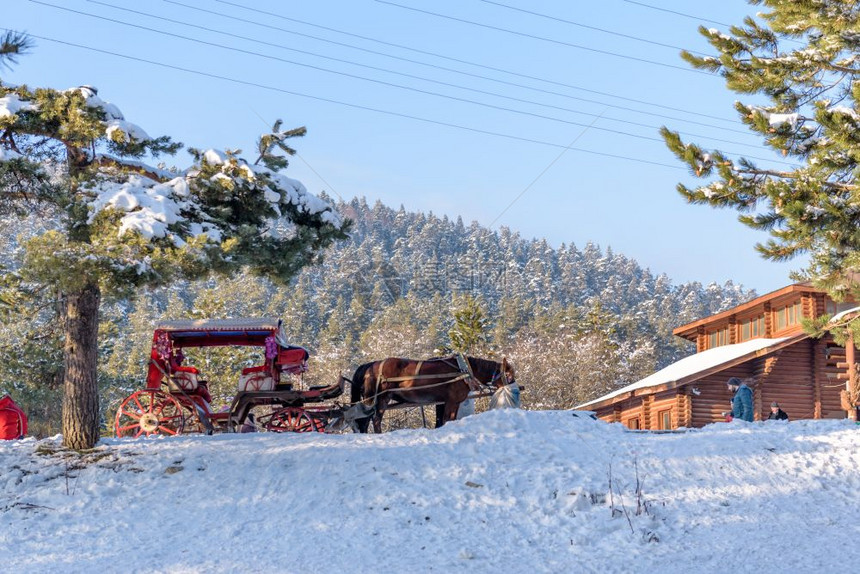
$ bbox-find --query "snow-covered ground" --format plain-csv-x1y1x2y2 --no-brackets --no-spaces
2,410,859,573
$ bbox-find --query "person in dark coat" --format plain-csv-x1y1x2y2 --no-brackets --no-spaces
240,412,257,433
767,401,789,421
727,377,754,422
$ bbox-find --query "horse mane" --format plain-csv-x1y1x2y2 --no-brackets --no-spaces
349,361,375,404
465,356,500,380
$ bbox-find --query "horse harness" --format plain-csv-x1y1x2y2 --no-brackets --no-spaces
365,354,500,407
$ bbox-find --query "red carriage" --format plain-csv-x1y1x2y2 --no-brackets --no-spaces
114,318,343,438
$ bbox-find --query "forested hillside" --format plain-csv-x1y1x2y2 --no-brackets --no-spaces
0,197,755,434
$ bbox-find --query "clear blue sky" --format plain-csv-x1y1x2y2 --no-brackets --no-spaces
4,0,803,294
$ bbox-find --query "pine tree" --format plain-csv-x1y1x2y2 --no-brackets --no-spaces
448,294,489,354
0,32,32,70
0,74,349,448
662,0,860,296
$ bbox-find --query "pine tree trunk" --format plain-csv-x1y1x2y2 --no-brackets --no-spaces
61,283,101,450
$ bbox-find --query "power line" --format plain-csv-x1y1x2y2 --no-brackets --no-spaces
621,0,733,28
160,0,749,137
26,1,658,144
249,105,346,203
7,30,689,170
489,112,606,229
93,0,744,139
474,0,708,56
88,0,760,147
620,0,804,46
35,1,769,156
212,0,741,125
373,0,709,75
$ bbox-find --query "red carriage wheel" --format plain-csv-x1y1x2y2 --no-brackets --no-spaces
115,389,186,438
265,407,324,433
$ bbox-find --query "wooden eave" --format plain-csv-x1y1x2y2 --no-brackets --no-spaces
582,333,809,411
672,283,823,341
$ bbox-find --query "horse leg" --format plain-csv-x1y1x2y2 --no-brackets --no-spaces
435,403,445,428
439,400,460,427
356,415,370,434
354,398,372,434
372,395,389,433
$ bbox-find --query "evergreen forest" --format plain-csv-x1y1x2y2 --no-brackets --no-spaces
0,197,756,435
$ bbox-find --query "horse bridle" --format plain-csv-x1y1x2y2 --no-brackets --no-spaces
455,355,514,391
488,362,514,388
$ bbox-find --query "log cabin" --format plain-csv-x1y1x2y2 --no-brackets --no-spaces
578,283,860,429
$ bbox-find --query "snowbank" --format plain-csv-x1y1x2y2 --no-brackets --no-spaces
1,410,858,573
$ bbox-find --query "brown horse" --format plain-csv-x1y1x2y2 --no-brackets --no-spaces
348,355,515,433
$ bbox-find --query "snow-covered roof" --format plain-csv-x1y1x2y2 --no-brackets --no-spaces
156,317,281,332
830,306,860,323
578,336,797,409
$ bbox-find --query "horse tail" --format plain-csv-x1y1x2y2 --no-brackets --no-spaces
348,362,376,434
350,362,374,405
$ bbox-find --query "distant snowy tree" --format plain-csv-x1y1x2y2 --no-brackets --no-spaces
507,302,656,409
662,0,860,297
277,274,319,345
0,75,348,448
448,294,490,354
312,296,357,387
359,298,435,360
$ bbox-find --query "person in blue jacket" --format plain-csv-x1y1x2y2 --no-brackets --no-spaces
727,377,754,422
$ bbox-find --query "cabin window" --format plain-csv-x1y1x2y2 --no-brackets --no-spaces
708,326,729,349
627,418,640,430
774,301,803,331
658,409,671,430
739,315,765,341
826,300,857,317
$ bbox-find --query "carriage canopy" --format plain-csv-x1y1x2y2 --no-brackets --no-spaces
145,317,309,390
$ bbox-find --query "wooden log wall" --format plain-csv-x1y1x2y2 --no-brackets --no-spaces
595,401,625,425
594,406,613,424
676,391,692,428
649,391,678,429
619,398,642,429
756,342,815,420
689,365,753,426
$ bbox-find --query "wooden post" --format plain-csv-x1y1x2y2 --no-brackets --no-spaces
677,391,692,429
753,380,762,422
847,333,858,421
643,396,653,430
763,302,772,337
812,339,823,419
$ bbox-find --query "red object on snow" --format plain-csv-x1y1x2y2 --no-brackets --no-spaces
0,394,27,439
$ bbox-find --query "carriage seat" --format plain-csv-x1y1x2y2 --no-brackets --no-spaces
277,347,309,374
166,367,212,403
238,365,275,392
168,368,199,392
